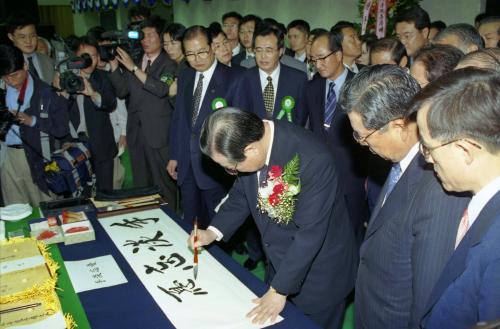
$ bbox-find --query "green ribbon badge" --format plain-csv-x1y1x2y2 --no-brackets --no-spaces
277,96,295,122
160,73,175,86
211,97,228,110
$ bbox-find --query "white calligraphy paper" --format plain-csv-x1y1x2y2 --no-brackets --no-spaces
64,255,128,293
98,208,283,329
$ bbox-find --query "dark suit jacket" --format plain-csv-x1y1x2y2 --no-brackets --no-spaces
355,153,470,329
108,51,176,149
231,51,246,66
20,76,70,194
421,192,500,329
305,71,370,240
68,69,117,163
212,120,358,314
34,52,55,85
170,61,241,189
233,65,307,125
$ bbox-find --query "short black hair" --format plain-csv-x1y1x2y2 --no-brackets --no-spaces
287,19,310,35
410,67,500,152
208,22,226,40
413,44,464,83
74,36,99,52
183,25,212,46
478,16,500,28
0,44,25,77
310,28,328,38
330,22,357,44
65,35,81,52
87,26,108,43
260,18,287,35
340,64,421,129
240,14,261,27
140,15,166,39
6,13,37,35
313,31,343,53
360,33,378,50
394,6,431,30
430,21,447,32
222,11,242,24
475,13,490,26
457,48,500,71
370,37,408,65
253,23,285,49
434,23,484,53
200,108,265,163
163,23,186,42
128,5,151,20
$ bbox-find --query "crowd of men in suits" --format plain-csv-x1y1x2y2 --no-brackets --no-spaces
0,3,499,329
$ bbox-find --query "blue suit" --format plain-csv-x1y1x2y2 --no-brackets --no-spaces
305,72,371,245
421,192,500,329
212,120,358,329
170,61,241,228
233,64,307,125
355,153,470,329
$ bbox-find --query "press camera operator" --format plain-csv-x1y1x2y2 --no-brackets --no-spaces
54,37,117,192
107,15,178,205
0,44,69,206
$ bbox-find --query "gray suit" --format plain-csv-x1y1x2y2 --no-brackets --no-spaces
355,152,470,329
108,52,177,205
32,52,55,85
240,54,307,73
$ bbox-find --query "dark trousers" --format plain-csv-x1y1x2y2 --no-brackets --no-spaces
128,130,177,207
179,165,227,229
93,158,114,192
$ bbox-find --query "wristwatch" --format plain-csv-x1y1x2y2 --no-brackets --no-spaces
132,65,138,73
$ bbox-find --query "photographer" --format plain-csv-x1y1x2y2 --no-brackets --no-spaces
55,37,117,192
108,15,177,205
0,44,69,206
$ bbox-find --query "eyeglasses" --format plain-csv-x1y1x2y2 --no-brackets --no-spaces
224,163,238,176
352,126,382,144
419,139,482,159
254,47,278,55
185,50,210,61
310,51,336,65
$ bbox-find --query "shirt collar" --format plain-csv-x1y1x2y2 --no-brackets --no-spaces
468,176,500,226
232,43,242,56
197,58,217,77
263,119,275,166
344,62,359,73
142,52,161,67
399,143,420,174
259,64,281,83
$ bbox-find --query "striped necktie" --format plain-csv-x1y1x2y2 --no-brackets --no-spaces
27,56,39,79
324,81,336,129
191,73,204,127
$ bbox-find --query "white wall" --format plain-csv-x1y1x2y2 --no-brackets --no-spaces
172,0,483,30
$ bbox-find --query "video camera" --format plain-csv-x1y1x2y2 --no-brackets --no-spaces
98,28,144,63
56,54,92,94
0,88,17,141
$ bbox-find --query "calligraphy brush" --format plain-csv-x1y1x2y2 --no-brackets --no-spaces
193,218,199,280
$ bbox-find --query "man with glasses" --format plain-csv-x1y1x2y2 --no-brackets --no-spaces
305,31,369,247
191,108,357,329
167,25,241,229
6,14,54,85
395,6,431,62
0,44,69,206
109,15,178,205
233,23,307,125
415,68,500,329
222,12,243,57
340,64,469,329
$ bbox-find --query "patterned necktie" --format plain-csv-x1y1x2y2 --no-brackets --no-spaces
258,164,269,187
383,162,402,205
324,81,336,129
27,56,39,79
263,76,274,119
191,73,204,127
455,208,469,249
145,59,151,74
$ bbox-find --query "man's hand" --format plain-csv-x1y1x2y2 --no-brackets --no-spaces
11,110,33,126
168,79,178,97
118,135,127,148
187,229,217,250
79,77,96,97
109,58,119,72
115,47,135,72
166,160,178,180
246,288,286,325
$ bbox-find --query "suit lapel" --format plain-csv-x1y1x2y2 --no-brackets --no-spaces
251,68,266,118
185,69,196,128
194,63,221,130
273,67,287,118
422,191,500,320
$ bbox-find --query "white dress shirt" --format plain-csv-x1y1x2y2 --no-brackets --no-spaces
192,59,217,112
259,64,281,103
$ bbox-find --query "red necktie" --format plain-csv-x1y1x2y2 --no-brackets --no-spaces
455,208,469,249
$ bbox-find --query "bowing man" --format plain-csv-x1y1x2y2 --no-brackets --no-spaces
190,108,358,329
416,68,500,329
340,65,469,329
167,26,241,229
233,23,307,126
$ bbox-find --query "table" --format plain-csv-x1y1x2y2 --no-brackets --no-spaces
4,206,320,329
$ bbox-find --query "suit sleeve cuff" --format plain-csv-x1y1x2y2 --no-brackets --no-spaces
207,226,223,241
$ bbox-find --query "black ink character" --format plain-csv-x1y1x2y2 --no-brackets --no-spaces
111,217,160,229
157,279,208,303
144,253,193,274
123,231,172,253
